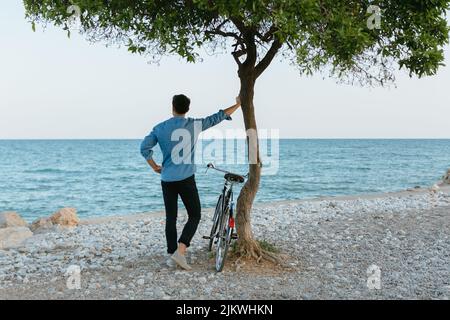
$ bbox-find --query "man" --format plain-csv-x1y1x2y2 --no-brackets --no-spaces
140,94,241,270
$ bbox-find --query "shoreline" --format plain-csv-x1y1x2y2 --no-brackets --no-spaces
81,184,450,225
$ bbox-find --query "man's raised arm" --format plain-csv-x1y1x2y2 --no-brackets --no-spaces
224,96,241,116
201,96,241,131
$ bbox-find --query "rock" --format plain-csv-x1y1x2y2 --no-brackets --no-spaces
49,208,79,227
0,227,33,249
109,265,123,272
30,218,54,233
180,289,190,295
0,212,28,228
442,169,450,185
430,184,440,193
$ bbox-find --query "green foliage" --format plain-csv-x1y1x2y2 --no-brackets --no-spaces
23,0,450,85
257,239,279,253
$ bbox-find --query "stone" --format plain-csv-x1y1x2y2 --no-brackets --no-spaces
49,208,79,227
430,184,440,193
0,227,33,249
30,218,54,233
442,169,450,185
0,212,28,228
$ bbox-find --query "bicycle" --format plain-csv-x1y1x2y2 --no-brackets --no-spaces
203,163,246,272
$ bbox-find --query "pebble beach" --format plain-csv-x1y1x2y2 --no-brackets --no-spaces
0,185,449,300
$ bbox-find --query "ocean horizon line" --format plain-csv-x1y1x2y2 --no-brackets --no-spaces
1,137,450,141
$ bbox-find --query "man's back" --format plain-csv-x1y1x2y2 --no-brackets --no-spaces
140,110,231,182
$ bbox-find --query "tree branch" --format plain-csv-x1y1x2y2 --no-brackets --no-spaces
230,17,246,34
255,38,282,78
256,25,278,43
232,49,246,66
204,18,242,41
205,29,242,42
230,17,258,69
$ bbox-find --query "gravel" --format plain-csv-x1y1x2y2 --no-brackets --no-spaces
0,187,449,300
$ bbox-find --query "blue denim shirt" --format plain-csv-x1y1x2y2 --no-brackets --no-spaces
140,110,231,182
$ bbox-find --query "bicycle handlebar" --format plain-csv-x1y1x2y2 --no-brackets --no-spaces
206,163,227,173
206,163,247,179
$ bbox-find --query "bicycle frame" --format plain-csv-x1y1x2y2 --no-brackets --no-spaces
219,179,236,228
207,163,243,230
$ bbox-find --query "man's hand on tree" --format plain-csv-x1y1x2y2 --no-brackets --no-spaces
224,96,242,116
236,95,241,106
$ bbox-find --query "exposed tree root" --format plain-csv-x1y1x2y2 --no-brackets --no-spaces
232,238,283,266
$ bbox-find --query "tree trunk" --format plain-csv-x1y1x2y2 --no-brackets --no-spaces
235,68,264,260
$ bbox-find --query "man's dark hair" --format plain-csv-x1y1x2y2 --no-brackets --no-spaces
172,94,190,114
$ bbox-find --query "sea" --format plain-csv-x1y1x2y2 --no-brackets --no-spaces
0,139,448,221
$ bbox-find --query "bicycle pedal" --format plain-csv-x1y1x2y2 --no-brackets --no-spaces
231,234,238,239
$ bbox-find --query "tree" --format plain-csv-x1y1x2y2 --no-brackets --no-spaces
24,0,449,262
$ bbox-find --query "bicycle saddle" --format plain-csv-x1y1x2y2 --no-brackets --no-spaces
224,173,245,183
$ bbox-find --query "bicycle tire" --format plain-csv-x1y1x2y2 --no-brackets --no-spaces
208,194,223,252
215,202,231,272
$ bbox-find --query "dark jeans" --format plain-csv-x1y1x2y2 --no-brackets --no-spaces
161,175,201,254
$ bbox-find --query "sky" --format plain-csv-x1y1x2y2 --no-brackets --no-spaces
0,1,449,139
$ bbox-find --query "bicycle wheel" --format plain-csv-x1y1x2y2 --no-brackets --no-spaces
215,202,232,272
208,194,223,252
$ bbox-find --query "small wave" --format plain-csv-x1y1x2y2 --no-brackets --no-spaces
355,167,372,171
24,168,83,174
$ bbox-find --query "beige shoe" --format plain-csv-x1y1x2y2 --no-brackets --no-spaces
171,250,192,270
166,255,177,268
